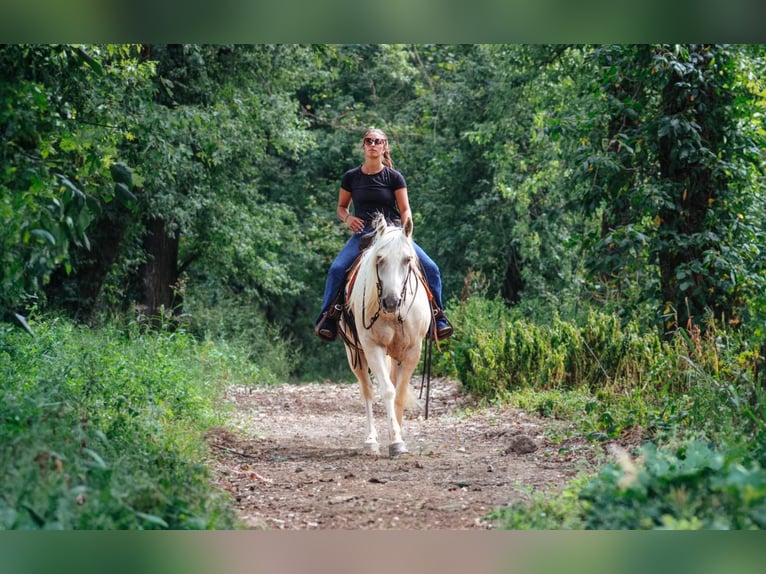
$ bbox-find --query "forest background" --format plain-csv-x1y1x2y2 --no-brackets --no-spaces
2,44,766,530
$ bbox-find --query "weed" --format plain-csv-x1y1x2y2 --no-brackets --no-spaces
0,316,249,529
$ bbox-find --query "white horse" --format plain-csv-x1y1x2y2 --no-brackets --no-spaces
340,214,432,457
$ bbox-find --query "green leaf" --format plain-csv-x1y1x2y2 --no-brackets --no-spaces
110,162,133,187
13,313,35,336
58,175,85,204
74,46,104,75
135,512,169,529
82,448,107,469
30,229,56,246
115,182,137,208
85,195,102,216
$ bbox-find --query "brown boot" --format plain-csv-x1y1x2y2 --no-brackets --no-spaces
431,306,453,340
315,292,344,342
315,316,338,341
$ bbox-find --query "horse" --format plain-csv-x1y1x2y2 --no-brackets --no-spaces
339,213,432,457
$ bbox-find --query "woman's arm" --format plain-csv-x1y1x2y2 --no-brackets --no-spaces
337,188,363,232
394,187,411,225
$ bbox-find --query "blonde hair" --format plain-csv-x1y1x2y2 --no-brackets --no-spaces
363,128,394,169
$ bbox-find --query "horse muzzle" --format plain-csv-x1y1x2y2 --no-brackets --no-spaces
379,295,401,314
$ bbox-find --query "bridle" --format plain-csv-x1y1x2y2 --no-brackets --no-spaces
361,258,420,330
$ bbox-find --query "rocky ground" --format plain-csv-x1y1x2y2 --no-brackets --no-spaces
205,377,605,530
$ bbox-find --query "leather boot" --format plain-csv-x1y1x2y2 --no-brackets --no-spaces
432,306,454,340
315,291,343,342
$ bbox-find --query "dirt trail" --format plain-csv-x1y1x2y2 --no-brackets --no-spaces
205,378,601,530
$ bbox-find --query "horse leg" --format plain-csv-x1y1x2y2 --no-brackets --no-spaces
358,370,380,454
344,345,379,454
366,348,407,456
391,363,416,428
390,360,409,427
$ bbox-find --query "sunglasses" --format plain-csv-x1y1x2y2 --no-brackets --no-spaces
363,137,387,146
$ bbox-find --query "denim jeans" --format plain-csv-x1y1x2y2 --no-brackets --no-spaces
316,227,444,323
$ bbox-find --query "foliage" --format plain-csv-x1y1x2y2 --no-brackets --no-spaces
450,290,766,529
579,439,766,529
4,42,766,532
450,296,662,398
452,294,766,446
0,44,150,317
575,44,766,332
183,284,292,384
491,438,766,530
4,43,765,379
0,316,251,529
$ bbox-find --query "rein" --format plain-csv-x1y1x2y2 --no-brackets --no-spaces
361,263,418,330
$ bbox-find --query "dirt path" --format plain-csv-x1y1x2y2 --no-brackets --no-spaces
205,378,602,530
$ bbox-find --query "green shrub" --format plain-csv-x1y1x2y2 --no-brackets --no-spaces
457,296,766,529
492,438,766,530
451,296,766,451
0,317,243,529
579,439,766,529
451,297,661,398
184,286,292,383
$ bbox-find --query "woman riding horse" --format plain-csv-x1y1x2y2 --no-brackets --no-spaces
315,127,453,342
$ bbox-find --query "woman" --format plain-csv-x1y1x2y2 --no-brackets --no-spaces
315,128,453,342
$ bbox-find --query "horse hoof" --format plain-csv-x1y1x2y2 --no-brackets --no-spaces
389,442,408,457
368,442,381,455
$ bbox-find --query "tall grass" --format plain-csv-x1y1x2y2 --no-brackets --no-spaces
0,316,259,529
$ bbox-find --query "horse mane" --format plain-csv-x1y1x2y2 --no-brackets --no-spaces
348,214,416,322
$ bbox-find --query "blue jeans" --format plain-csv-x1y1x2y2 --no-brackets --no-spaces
316,227,444,323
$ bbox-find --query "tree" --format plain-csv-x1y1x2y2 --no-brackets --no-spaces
577,44,765,333
1,44,149,322
398,44,583,308
44,45,320,325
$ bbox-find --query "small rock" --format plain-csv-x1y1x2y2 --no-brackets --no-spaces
504,434,537,454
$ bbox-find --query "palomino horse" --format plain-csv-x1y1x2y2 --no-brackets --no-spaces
340,214,432,457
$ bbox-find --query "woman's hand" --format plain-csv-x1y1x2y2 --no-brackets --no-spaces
346,215,363,233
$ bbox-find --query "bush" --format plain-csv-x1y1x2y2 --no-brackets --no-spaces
491,438,766,530
451,297,661,398
580,439,766,529
184,286,292,383
0,316,243,529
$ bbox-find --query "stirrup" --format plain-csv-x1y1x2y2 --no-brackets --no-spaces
315,313,338,342
435,321,454,340
431,306,453,341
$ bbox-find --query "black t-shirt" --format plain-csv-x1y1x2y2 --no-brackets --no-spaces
340,166,406,224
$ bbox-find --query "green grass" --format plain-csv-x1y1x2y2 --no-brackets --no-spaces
0,316,260,529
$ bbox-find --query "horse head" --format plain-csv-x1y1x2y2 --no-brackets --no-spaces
369,214,416,315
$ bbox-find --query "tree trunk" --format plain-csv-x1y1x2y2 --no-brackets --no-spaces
140,217,180,323
656,48,721,333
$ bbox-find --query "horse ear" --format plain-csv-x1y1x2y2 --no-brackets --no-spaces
374,213,387,236
403,217,413,238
